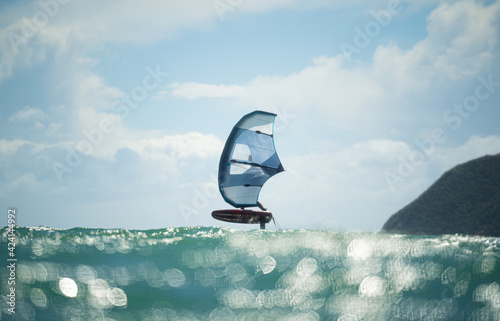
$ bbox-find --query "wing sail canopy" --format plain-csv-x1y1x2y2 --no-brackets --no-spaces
218,111,284,208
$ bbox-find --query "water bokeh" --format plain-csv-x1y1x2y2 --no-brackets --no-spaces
1,226,499,320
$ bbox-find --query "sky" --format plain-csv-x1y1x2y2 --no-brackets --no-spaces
0,0,499,231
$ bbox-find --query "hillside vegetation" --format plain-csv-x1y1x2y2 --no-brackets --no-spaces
382,154,500,237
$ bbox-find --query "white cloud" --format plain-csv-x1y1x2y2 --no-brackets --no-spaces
49,0,355,45
45,123,62,137
8,106,47,122
126,132,223,160
1,0,442,84
372,0,499,90
29,121,45,130
3,0,487,88
47,66,223,163
167,1,499,132
0,172,42,197
74,73,123,111
0,0,341,83
169,55,388,130
267,134,500,230
169,82,247,100
1,0,498,230
433,135,500,171
0,55,223,207
0,139,32,154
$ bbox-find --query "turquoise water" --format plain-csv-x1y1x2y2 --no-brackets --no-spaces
1,227,499,320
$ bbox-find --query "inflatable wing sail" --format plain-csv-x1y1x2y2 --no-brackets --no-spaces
218,111,284,208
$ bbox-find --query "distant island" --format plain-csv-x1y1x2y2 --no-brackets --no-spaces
382,154,500,237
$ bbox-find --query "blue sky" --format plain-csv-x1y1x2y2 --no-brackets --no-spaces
1,0,499,231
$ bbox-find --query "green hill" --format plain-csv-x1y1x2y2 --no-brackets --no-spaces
382,154,500,237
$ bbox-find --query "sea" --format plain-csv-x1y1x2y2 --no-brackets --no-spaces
1,226,499,321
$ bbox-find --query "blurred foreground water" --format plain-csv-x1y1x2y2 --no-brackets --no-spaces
1,226,499,320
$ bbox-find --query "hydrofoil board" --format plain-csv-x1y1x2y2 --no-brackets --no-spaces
212,209,272,224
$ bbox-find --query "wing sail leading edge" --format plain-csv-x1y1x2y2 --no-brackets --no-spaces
218,111,284,208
